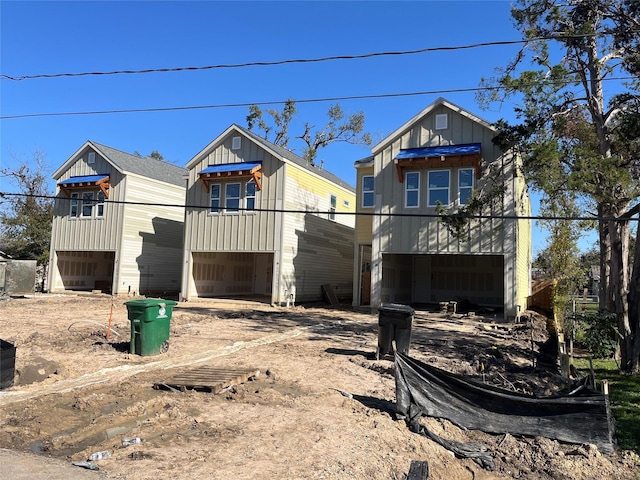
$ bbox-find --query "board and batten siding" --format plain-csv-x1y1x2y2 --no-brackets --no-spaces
280,163,356,302
183,136,284,253
117,173,185,294
373,105,514,255
50,148,125,251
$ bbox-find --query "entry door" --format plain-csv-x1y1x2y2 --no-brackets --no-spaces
253,254,272,295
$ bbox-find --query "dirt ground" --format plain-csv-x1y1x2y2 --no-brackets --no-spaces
0,294,638,480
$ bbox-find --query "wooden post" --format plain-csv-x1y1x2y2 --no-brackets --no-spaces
602,379,609,395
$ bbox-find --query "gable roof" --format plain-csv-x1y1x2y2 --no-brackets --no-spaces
187,124,354,192
53,141,187,187
372,97,496,154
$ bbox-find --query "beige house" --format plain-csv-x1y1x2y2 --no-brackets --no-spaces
48,141,187,295
181,124,356,304
353,98,531,319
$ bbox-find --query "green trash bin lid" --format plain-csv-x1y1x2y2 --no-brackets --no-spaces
124,299,177,307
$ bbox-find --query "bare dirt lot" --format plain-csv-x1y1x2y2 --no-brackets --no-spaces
0,294,638,479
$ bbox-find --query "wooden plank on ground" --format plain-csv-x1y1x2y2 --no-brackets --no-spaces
154,366,260,394
321,283,339,306
407,460,429,479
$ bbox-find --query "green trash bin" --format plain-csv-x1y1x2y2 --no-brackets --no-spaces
124,299,177,356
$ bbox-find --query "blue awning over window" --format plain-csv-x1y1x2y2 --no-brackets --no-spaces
58,174,109,185
199,161,262,174
198,161,263,191
58,174,110,198
395,143,481,160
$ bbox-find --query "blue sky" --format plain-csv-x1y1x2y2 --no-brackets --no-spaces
0,0,598,254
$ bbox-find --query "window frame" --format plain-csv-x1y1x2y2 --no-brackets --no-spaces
458,168,474,205
224,182,241,213
427,169,451,207
81,191,94,217
362,175,374,208
329,194,337,221
404,171,420,208
245,180,257,211
210,183,221,214
70,192,79,218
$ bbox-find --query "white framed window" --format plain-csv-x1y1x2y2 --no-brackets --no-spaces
70,192,79,217
435,113,448,130
428,170,450,207
362,175,374,208
231,136,242,150
245,181,257,211
88,152,95,164
458,168,474,205
81,192,94,217
225,183,241,212
96,191,106,217
405,171,420,208
210,184,221,213
329,194,337,221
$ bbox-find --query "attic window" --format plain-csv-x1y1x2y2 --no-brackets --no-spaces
88,152,95,164
435,114,448,130
232,136,242,150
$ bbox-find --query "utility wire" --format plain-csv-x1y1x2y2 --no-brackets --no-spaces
3,32,637,81
1,76,634,120
2,192,637,222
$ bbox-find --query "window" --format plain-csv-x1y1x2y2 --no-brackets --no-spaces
225,183,241,212
231,136,241,150
405,172,420,208
428,170,450,206
209,180,259,214
88,152,95,164
96,191,105,217
329,195,337,221
362,175,374,208
70,192,79,217
210,184,221,213
458,168,474,205
81,192,94,217
435,113,448,130
245,181,256,211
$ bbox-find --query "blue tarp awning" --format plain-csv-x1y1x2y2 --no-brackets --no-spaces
199,162,262,174
198,161,263,191
395,143,481,160
58,174,109,185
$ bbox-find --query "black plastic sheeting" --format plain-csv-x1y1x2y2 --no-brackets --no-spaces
395,352,615,455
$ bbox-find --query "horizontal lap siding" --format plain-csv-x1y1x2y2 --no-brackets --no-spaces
281,164,355,302
118,175,185,294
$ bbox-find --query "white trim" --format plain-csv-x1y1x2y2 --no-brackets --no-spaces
427,169,451,207
404,171,420,208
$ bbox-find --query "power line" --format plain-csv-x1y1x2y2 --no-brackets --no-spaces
2,33,628,82
2,192,637,222
1,76,634,121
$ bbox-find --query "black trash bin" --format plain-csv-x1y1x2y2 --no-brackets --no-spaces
377,303,414,359
1,339,16,389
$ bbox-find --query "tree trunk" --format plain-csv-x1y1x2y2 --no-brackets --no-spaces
627,210,640,373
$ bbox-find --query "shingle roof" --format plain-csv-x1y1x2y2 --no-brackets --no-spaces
90,141,187,187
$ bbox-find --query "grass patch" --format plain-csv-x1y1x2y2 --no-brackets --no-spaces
574,358,640,454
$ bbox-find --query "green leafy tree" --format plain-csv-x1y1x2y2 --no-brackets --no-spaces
247,100,372,165
478,0,640,372
0,151,53,266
